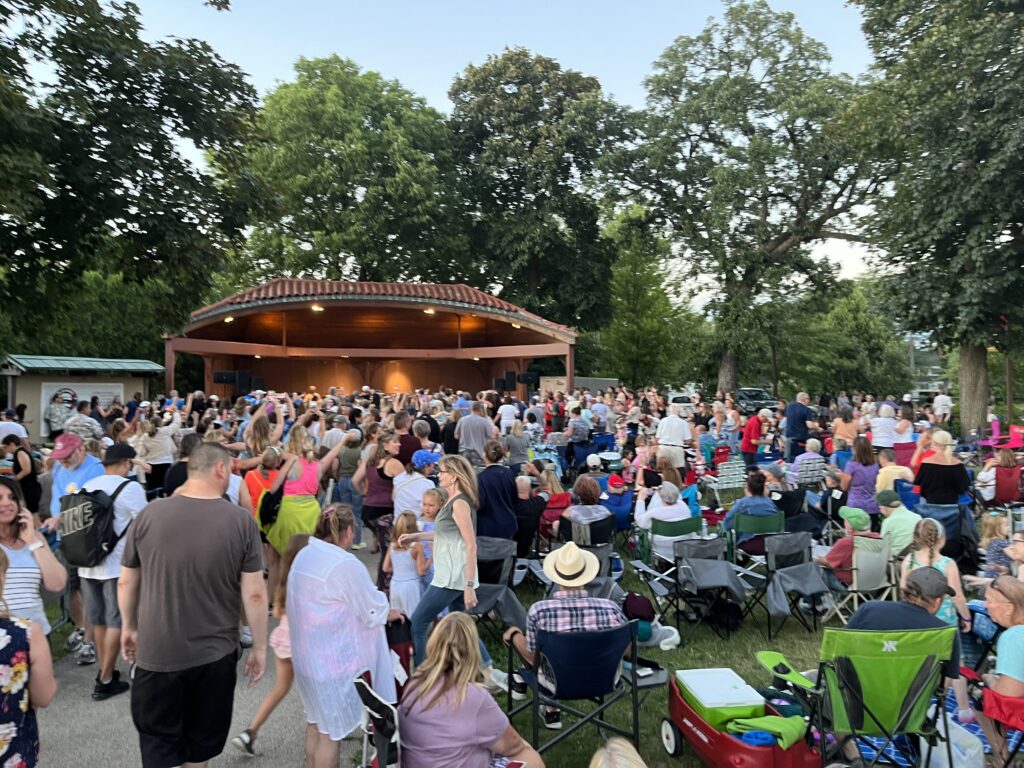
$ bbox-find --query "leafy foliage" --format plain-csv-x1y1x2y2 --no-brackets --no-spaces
618,0,887,390
852,0,1024,430
448,48,623,329
224,56,470,284
0,0,256,356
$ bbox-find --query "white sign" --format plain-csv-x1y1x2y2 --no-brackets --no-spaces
39,381,124,437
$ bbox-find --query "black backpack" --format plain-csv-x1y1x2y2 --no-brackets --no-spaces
60,480,133,567
258,484,284,529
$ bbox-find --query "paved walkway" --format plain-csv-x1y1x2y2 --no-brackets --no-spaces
37,545,385,766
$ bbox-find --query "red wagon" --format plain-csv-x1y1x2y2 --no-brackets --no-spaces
660,674,820,768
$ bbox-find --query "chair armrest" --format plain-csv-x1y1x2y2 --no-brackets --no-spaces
756,651,815,690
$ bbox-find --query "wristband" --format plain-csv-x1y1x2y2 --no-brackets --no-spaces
27,540,45,553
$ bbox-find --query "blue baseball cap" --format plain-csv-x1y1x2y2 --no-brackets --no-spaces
412,450,440,470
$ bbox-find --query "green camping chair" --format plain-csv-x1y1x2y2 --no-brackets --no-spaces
634,516,702,566
757,625,956,767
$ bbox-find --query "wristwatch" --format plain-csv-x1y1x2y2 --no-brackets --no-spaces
465,580,478,589
27,540,45,553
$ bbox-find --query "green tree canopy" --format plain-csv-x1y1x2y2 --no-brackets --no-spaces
851,0,1024,433
448,48,623,329
223,56,470,285
618,0,887,391
0,0,256,355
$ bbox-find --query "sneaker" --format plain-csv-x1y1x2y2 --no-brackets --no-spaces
231,729,257,757
76,641,96,666
484,668,508,694
92,670,130,701
64,627,85,653
510,673,528,701
350,542,367,551
543,709,563,730
240,626,253,649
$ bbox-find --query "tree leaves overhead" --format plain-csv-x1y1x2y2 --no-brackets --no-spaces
0,0,256,356
226,56,470,284
618,0,889,390
448,47,623,329
852,0,1024,430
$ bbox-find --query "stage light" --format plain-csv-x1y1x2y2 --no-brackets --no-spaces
311,304,324,312
224,316,234,323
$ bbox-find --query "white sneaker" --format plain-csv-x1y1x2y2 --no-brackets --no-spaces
485,668,508,693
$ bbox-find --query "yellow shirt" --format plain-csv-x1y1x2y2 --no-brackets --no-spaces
876,463,914,492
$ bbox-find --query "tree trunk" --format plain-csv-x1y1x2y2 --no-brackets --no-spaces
770,343,780,398
958,344,989,435
1007,353,1015,424
717,348,738,394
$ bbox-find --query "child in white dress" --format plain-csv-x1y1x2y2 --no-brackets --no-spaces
383,511,430,617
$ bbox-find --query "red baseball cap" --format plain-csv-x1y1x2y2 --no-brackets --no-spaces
51,433,83,460
608,474,625,489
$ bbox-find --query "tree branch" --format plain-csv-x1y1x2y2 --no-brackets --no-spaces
818,229,869,244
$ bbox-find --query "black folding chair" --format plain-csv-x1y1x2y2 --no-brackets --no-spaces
354,676,399,768
507,621,639,754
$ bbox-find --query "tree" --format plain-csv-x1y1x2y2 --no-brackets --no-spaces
602,208,679,388
448,48,623,329
0,0,256,354
851,0,1024,434
225,56,470,284
618,0,888,392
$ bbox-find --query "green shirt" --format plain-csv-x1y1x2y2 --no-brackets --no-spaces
881,505,922,557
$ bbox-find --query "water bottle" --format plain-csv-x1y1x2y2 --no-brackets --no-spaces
610,553,624,583
700,516,708,537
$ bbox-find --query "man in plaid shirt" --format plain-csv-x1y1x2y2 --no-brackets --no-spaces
503,543,627,729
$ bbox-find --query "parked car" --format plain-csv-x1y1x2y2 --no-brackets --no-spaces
735,387,775,416
666,391,695,415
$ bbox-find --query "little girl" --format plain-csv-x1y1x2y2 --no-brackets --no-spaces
981,512,1012,578
900,517,974,722
418,487,446,588
629,436,650,479
383,511,430,617
232,533,309,756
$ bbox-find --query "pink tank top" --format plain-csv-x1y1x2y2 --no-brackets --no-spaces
283,459,320,496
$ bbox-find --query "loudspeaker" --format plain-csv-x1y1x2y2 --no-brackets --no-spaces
251,377,266,392
504,371,516,391
236,371,251,392
493,378,506,392
516,372,533,384
213,371,236,384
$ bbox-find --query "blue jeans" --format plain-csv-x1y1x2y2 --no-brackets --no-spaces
411,584,493,667
333,476,364,545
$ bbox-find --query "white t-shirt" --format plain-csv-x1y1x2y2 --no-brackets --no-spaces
656,414,693,446
79,475,148,580
933,394,953,416
497,404,518,425
392,472,435,518
0,422,27,442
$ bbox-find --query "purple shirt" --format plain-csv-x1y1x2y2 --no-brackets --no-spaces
846,460,880,515
398,683,508,768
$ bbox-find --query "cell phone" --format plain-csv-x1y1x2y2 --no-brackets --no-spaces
643,468,661,488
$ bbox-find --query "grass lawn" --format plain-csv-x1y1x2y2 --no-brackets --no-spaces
488,557,826,768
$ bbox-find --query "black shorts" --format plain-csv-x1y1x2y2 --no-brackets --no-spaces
131,649,239,768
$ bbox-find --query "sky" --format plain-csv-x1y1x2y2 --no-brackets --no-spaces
136,0,876,277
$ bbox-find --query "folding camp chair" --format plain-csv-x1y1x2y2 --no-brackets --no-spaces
894,478,921,512
960,666,1024,767
355,676,399,768
757,625,957,767
794,456,827,488
822,536,893,625
705,459,747,506
507,621,640,754
728,509,785,563
631,537,743,640
472,536,518,643
743,531,829,639
636,516,702,566
565,515,615,547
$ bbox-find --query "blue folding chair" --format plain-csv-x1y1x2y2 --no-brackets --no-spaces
893,478,920,511
592,432,616,452
507,622,639,753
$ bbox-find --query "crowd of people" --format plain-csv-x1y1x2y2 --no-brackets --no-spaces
0,380,1021,767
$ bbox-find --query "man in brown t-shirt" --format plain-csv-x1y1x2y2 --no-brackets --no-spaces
119,442,267,768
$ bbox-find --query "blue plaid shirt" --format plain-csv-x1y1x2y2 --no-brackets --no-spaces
526,589,627,653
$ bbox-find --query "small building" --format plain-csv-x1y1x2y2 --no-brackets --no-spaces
165,279,576,399
1,355,164,442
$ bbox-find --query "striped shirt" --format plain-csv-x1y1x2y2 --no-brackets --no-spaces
0,543,48,634
526,589,627,653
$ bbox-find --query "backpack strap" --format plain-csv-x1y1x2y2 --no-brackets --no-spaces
109,479,136,544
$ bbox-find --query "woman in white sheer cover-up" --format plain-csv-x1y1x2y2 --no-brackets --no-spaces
288,504,402,768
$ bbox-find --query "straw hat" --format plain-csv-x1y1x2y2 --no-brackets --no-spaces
543,542,599,588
